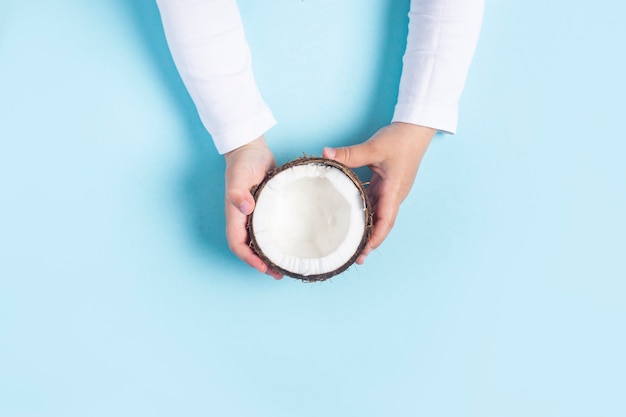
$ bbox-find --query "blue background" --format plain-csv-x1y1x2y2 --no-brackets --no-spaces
1,0,625,416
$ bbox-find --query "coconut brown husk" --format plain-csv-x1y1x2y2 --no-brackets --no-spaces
247,157,373,282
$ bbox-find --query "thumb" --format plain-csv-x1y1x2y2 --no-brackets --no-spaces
225,171,256,216
227,189,255,216
323,142,377,169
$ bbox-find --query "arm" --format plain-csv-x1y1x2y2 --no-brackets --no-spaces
157,0,282,278
393,0,485,133
156,0,276,154
324,0,484,263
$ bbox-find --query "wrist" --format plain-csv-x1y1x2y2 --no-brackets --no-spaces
384,123,435,159
225,135,268,160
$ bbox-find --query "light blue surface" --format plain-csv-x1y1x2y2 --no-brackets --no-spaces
1,0,625,416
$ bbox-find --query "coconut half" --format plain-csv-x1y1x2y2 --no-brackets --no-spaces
248,157,372,282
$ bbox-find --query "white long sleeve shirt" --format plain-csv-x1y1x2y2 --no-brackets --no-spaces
156,0,484,154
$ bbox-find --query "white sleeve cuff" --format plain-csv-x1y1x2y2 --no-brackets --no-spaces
209,107,277,154
393,0,484,135
392,103,458,135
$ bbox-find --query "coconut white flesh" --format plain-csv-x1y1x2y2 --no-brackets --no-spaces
253,164,366,276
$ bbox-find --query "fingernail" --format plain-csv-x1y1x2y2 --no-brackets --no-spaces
324,147,336,158
264,268,282,280
239,200,252,215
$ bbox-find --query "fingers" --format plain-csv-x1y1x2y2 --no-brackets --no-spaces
323,141,380,169
357,179,402,265
356,249,371,265
322,124,435,268
368,194,399,254
224,182,277,277
225,201,265,272
224,136,277,215
225,163,257,216
223,136,283,280
356,209,398,265
225,201,283,280
265,268,284,280
226,188,254,216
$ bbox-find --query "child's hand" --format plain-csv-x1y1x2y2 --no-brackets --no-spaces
224,136,283,280
323,122,435,264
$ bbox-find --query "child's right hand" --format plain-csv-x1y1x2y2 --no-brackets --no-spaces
224,136,283,280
